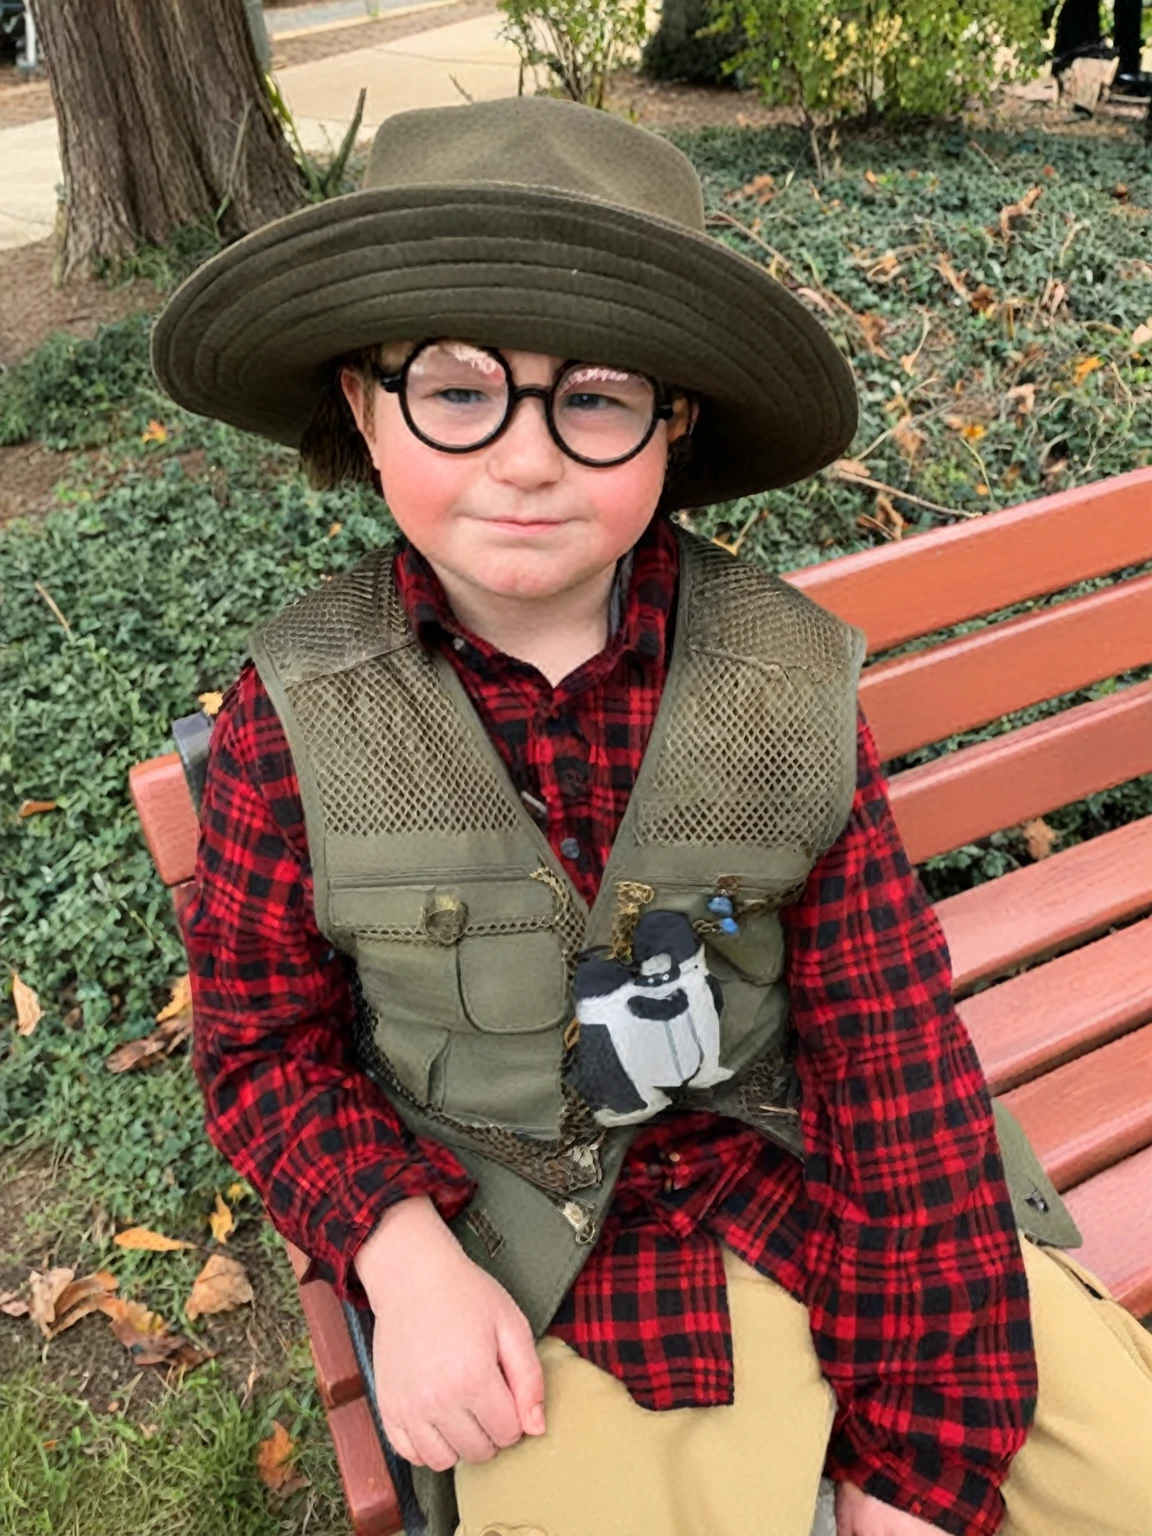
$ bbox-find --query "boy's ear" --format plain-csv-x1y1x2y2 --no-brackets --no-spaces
669,394,698,443
340,367,370,437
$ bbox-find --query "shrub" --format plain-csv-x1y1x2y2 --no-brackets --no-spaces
498,0,650,107
641,0,743,86
709,0,1047,122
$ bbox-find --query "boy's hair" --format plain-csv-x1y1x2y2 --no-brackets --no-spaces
298,342,696,504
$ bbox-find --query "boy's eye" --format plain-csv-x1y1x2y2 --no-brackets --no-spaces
435,386,491,406
563,391,619,412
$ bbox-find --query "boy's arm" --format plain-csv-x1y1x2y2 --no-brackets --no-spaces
779,717,1036,1536
188,664,475,1298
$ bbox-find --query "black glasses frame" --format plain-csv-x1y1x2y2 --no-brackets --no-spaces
372,340,674,467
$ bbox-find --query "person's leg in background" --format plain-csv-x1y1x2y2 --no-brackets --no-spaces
1052,0,1104,65
1112,0,1152,93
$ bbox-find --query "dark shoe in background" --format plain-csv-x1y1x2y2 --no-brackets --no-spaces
1111,70,1152,97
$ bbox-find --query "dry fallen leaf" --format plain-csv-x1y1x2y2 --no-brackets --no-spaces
1072,355,1102,386
156,975,192,1024
114,1227,196,1253
17,800,58,817
935,254,974,304
1131,320,1152,349
864,250,902,284
892,417,925,462
727,172,776,205
969,283,997,317
1021,818,1059,861
795,285,837,318
185,1254,253,1320
0,1290,29,1317
197,691,224,717
99,1295,167,1338
1006,383,1036,417
100,1296,212,1370
864,169,880,187
141,420,169,445
257,1421,310,1497
209,1193,235,1246
855,312,889,356
10,971,43,1037
830,458,872,481
873,492,905,539
327,521,344,538
944,416,987,441
998,186,1042,240
1003,463,1022,489
105,1011,194,1073
29,1267,118,1338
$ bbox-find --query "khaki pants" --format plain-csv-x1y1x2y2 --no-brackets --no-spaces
456,1239,1152,1536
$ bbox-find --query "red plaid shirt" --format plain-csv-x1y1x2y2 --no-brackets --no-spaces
187,517,1035,1536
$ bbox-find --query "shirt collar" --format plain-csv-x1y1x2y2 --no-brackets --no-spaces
393,515,679,676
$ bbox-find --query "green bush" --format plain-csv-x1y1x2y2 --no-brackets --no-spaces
498,0,650,106
709,0,1047,121
641,0,744,86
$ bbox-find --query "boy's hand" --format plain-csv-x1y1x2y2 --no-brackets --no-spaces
354,1196,546,1471
836,1482,944,1535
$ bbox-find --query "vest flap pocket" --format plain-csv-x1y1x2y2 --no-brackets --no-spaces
373,1019,450,1107
459,929,570,1033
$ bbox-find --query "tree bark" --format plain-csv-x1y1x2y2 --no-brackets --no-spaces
30,0,304,278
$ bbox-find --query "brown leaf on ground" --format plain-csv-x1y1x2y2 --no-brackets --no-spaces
156,974,192,1024
830,458,871,481
892,417,925,461
944,416,987,441
29,1267,118,1338
209,1193,235,1245
140,420,169,445
114,1227,196,1253
104,1010,194,1073
998,186,1042,240
100,1296,212,1369
197,691,223,716
864,250,902,284
1006,383,1036,417
257,1421,310,1497
873,492,905,539
855,312,889,356
935,255,974,304
969,283,997,316
0,1290,29,1317
727,172,775,205
185,1254,253,1320
17,799,58,817
795,285,837,318
10,971,43,1036
1021,818,1060,860
1133,320,1152,349
863,169,880,187
1071,355,1102,386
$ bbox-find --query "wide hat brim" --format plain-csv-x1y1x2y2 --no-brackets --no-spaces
152,182,858,509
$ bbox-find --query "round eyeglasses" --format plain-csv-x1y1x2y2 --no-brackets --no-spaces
372,340,674,467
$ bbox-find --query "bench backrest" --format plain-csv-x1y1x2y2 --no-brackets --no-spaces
129,468,1152,889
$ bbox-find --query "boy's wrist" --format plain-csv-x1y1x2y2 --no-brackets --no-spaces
353,1194,460,1306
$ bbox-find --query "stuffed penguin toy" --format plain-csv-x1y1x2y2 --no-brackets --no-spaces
567,911,733,1127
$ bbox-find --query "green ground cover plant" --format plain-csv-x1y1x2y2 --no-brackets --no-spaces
1,119,1150,1531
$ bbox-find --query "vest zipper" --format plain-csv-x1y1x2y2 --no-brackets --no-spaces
554,1197,599,1246
328,865,528,888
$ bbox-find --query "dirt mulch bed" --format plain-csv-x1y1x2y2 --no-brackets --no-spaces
0,72,52,127
0,239,157,370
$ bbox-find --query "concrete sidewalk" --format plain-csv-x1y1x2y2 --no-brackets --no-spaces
0,7,528,252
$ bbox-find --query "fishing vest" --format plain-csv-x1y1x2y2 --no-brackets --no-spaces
249,527,1079,1337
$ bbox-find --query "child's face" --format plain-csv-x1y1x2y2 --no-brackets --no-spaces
342,343,692,605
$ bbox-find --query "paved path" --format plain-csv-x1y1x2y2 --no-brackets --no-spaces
0,10,528,252
266,0,436,35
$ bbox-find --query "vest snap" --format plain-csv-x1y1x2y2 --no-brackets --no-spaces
423,894,468,944
1025,1188,1050,1214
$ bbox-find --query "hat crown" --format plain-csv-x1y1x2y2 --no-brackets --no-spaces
363,96,706,232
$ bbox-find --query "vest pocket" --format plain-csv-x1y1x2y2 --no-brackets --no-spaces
458,929,570,1032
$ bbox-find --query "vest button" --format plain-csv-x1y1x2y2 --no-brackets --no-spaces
559,837,580,860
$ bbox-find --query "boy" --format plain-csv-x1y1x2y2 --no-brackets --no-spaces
153,97,1152,1536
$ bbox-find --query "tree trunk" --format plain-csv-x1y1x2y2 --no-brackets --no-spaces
30,0,304,278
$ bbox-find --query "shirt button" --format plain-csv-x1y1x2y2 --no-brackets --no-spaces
559,837,580,860
452,636,465,652
667,1151,681,1164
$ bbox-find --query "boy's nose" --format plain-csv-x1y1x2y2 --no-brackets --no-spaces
485,395,565,488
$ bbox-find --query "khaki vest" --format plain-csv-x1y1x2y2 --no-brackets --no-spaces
250,528,1078,1328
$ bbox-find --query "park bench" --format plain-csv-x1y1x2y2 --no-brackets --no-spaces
129,463,1152,1536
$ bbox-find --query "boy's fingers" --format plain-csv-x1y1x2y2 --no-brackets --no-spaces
496,1313,546,1435
436,1407,500,1465
469,1370,523,1450
383,1418,418,1466
408,1421,460,1474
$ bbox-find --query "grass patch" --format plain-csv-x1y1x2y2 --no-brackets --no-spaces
0,1363,347,1536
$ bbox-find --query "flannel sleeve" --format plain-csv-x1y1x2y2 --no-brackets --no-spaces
782,717,1037,1536
186,663,475,1298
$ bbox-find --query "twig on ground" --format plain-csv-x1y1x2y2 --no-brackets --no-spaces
826,466,980,518
34,582,72,636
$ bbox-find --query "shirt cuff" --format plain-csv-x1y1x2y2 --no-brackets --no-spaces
297,1151,476,1304
826,1435,1008,1536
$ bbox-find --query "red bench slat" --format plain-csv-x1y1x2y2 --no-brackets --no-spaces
959,917,1152,1095
128,754,200,888
326,1396,403,1536
861,575,1152,761
786,466,1152,653
936,815,1152,993
300,1277,364,1409
887,679,1152,864
1001,1024,1152,1191
1063,1146,1152,1318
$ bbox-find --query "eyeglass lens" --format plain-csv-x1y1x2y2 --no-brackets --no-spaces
403,341,658,463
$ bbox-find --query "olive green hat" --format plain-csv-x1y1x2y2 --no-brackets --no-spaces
152,95,857,509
